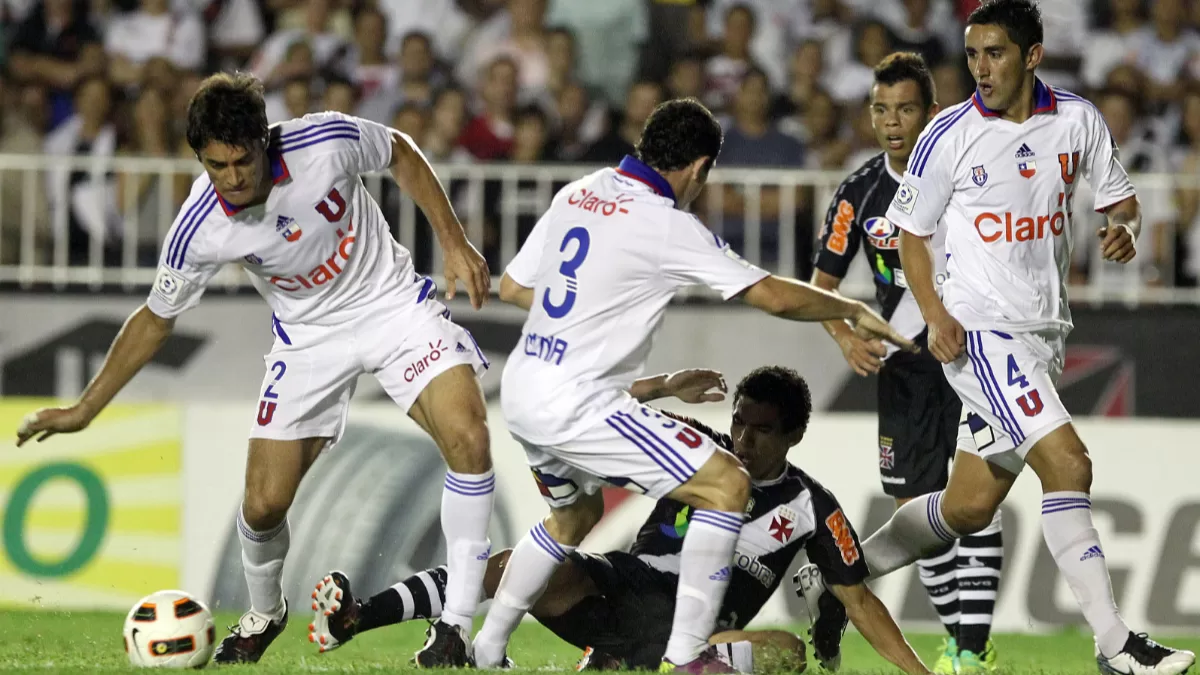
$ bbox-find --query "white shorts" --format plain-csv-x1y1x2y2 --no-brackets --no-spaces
515,398,721,507
947,329,1071,475
249,304,488,444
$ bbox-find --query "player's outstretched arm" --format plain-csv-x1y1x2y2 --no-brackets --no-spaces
387,131,490,309
740,276,917,353
898,230,962,363
16,305,175,446
828,582,931,675
628,369,727,404
812,270,886,376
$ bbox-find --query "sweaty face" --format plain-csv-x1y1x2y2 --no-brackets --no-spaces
199,141,266,207
965,24,1029,114
871,80,932,166
729,396,792,481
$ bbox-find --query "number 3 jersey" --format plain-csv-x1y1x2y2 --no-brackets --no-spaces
146,112,429,329
631,413,870,628
501,155,769,446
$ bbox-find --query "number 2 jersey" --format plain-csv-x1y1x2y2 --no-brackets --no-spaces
501,156,769,446
631,413,870,629
814,153,948,358
146,112,434,330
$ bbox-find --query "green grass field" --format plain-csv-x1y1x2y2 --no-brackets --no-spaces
2,609,1196,674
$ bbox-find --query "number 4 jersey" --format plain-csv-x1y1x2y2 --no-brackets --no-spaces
501,155,769,446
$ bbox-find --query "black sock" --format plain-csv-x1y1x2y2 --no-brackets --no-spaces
917,543,960,640
957,525,1003,654
356,566,448,634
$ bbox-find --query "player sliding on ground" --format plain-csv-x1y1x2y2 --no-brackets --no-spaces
477,97,916,673
795,3,1194,674
812,52,1004,673
307,366,931,675
15,72,496,668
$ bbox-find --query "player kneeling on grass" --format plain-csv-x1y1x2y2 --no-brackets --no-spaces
306,366,931,674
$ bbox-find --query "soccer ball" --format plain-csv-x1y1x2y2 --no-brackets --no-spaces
122,590,215,668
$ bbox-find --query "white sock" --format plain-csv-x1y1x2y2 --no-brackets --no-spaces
237,505,289,620
863,491,961,578
440,469,495,631
473,522,573,667
663,509,743,666
1041,492,1129,657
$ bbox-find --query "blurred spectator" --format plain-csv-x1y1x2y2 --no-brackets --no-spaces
639,0,708,83
712,67,807,265
422,86,472,163
1033,0,1089,88
873,0,954,68
270,0,352,40
0,71,49,265
844,101,881,169
141,56,178,99
776,41,824,140
350,6,400,124
1166,87,1200,287
511,105,552,162
460,0,552,103
460,56,519,160
1130,0,1200,107
667,52,705,101
44,75,120,266
827,21,893,106
803,0,856,73
544,27,577,102
115,87,176,263
395,32,442,111
104,0,205,89
1082,0,1146,91
703,0,806,89
549,81,605,161
546,0,648,104
322,76,359,114
704,4,756,114
802,88,852,169
251,0,353,90
9,0,107,130
379,0,473,63
933,62,971,107
581,79,663,163
393,102,428,144
264,42,315,122
201,0,267,70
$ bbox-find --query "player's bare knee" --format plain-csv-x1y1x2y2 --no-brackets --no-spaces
701,455,751,513
483,549,512,599
942,494,997,535
241,491,292,532
440,421,492,474
1041,441,1092,492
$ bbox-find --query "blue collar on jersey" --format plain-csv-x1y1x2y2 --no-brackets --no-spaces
215,146,291,216
615,155,677,204
972,77,1057,119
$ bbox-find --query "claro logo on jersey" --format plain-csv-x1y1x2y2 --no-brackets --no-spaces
567,188,631,216
974,210,1066,243
269,222,355,291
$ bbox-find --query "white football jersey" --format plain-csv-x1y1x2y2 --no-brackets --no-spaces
886,80,1135,335
147,112,430,329
501,157,770,446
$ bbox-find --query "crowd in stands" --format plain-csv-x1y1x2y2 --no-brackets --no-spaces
0,0,1197,286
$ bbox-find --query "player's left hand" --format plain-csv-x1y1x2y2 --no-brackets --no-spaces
442,237,491,309
663,369,728,404
1098,224,1136,264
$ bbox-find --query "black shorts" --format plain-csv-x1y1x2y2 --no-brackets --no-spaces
877,351,962,498
538,551,676,668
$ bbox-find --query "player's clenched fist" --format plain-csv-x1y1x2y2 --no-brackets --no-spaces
925,309,965,364
1098,224,1136,264
15,406,91,447
442,237,491,310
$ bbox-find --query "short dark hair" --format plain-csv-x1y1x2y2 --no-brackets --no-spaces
635,98,723,173
734,366,813,436
873,51,936,108
186,72,268,154
967,0,1043,57
400,31,432,51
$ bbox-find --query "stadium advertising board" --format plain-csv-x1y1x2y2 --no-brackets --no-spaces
0,400,182,610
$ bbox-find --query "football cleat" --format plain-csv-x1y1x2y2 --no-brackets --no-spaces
794,563,847,671
659,646,735,674
932,637,957,675
308,571,359,654
414,619,474,668
1096,633,1195,675
212,601,288,664
577,646,626,671
956,639,998,673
